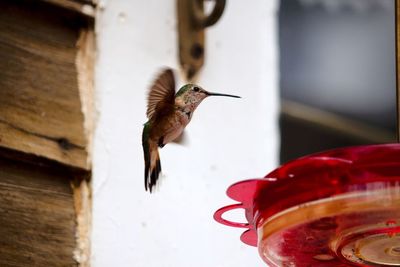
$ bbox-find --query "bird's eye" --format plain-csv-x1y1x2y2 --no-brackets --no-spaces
193,86,200,92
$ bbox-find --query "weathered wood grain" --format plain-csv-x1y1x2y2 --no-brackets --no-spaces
0,156,78,267
0,1,94,170
41,0,96,17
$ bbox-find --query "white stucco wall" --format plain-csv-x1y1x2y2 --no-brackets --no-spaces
92,1,279,266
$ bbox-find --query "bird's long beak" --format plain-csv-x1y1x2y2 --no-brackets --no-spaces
206,92,241,98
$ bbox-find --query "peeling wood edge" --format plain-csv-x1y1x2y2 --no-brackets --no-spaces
41,0,96,17
76,29,96,170
281,100,395,143
72,176,92,267
73,27,94,267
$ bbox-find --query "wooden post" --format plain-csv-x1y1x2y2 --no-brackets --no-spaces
0,1,95,266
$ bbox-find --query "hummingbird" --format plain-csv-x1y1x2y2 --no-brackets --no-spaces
142,68,240,192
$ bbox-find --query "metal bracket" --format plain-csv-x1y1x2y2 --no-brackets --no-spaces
177,0,226,81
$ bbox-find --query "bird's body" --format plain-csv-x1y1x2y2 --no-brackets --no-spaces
142,69,240,192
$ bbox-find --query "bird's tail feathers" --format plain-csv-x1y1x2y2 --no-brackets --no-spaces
143,139,162,193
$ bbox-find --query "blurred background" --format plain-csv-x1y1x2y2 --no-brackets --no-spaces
279,0,396,163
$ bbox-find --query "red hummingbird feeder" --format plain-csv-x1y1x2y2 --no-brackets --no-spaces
214,144,400,266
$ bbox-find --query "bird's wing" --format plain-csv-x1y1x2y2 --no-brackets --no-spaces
146,68,176,120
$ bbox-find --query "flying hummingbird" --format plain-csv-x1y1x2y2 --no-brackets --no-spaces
142,68,240,192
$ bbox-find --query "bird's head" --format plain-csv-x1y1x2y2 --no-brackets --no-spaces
175,84,240,108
